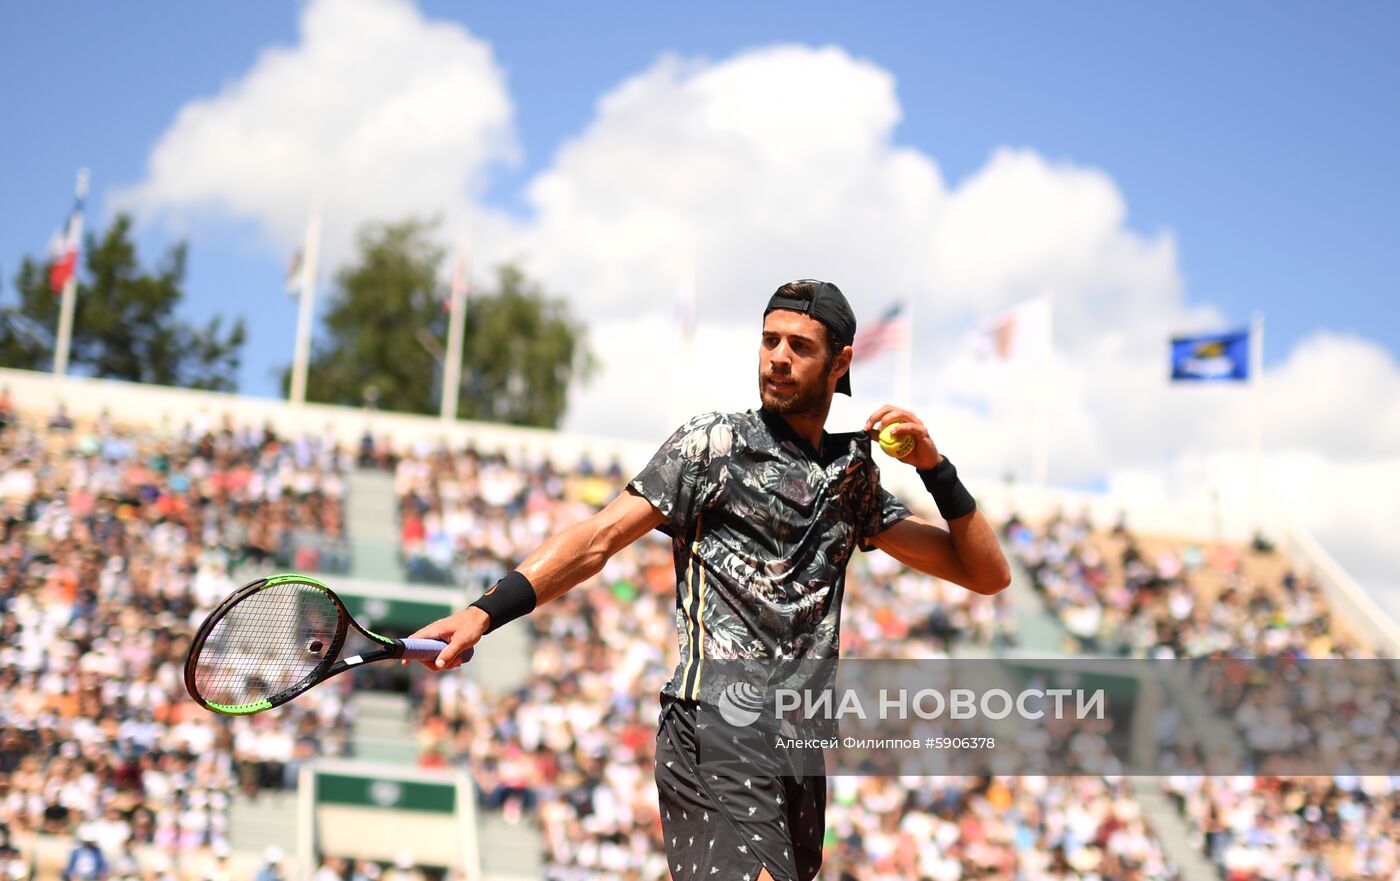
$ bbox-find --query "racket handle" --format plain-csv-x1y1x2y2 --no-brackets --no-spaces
399,638,451,661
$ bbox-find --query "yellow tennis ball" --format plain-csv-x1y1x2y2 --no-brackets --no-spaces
878,421,916,459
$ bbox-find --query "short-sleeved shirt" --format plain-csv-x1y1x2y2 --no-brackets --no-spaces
628,408,910,702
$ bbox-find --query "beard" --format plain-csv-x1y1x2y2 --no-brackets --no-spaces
758,368,830,416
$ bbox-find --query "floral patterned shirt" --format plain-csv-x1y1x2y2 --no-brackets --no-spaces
627,407,910,702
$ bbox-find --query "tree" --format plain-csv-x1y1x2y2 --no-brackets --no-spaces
0,214,246,390
293,218,594,428
456,264,596,427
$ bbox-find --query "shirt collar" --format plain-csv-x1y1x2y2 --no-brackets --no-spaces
757,407,867,467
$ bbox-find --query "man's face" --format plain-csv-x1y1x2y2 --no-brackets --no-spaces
758,310,848,416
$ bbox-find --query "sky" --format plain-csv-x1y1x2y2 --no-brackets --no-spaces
3,2,1399,614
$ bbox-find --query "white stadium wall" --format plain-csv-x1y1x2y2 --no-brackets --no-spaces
1,366,657,472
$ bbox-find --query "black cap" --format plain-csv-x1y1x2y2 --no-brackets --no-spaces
764,279,857,395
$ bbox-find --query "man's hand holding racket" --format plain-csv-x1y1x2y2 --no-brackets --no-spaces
403,607,488,670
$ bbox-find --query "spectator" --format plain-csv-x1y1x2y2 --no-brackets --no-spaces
48,404,74,432
254,848,286,881
383,854,425,881
62,831,106,881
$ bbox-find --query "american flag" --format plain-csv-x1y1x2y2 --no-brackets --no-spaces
851,301,908,363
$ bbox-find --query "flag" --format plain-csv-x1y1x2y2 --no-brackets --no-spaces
851,301,908,363
285,250,303,296
1170,330,1250,381
47,196,84,295
971,297,1051,365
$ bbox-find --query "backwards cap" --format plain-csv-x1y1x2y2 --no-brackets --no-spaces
764,279,857,395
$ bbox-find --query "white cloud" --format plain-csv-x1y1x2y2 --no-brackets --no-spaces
1262,332,1400,458
114,0,515,262
494,45,948,318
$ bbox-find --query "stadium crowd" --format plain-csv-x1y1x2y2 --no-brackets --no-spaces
1002,509,1347,660
0,400,354,879
1004,511,1400,881
1159,775,1400,881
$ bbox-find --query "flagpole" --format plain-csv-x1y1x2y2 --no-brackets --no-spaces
668,239,697,431
440,228,469,423
1030,296,1052,489
289,204,321,407
1249,311,1264,539
895,297,913,406
52,168,89,380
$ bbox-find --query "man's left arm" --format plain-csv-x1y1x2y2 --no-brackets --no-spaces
863,404,1011,596
869,511,1009,596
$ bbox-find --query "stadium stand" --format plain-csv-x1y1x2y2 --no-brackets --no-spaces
1003,513,1400,881
1003,510,1357,659
0,402,354,880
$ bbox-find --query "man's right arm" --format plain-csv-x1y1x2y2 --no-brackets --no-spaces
518,489,664,605
405,490,664,669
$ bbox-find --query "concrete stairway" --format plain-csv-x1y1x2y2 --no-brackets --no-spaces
350,691,419,765
479,813,545,880
346,470,404,581
228,789,299,857
466,617,533,695
998,535,1071,655
1128,779,1225,881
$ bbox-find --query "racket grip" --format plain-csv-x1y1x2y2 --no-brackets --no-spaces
399,638,451,661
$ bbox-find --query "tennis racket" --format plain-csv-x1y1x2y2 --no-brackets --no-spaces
184,573,457,716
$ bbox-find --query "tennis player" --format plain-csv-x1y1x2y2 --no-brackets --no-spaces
408,279,1010,881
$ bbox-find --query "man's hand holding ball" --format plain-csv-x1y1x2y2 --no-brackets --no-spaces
864,405,942,471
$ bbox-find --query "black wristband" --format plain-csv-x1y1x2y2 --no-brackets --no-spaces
918,455,976,521
470,570,537,634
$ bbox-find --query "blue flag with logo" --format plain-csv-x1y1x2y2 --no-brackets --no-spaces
1170,330,1250,381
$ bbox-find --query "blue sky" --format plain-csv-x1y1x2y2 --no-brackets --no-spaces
3,2,1397,396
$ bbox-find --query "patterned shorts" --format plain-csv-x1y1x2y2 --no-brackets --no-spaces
655,697,826,881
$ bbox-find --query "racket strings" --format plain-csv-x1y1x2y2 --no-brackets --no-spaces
192,582,342,708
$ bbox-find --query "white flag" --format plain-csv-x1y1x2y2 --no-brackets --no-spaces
971,297,1051,365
